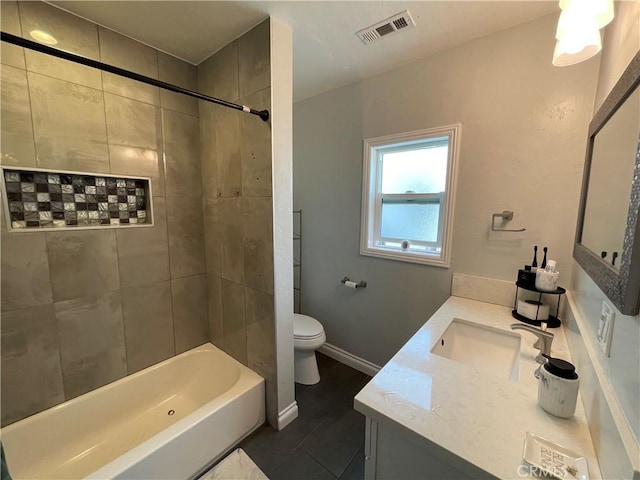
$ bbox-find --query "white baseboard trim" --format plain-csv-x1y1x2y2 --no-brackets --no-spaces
318,343,381,377
277,401,298,431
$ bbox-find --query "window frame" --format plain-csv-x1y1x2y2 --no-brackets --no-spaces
360,124,460,267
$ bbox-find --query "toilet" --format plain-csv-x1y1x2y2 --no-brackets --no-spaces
293,313,326,385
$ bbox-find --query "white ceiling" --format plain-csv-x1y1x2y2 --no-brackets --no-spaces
50,1,560,102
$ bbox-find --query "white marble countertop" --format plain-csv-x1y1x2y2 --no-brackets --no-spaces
354,296,601,479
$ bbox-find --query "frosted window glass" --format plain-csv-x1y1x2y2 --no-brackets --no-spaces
381,145,448,194
380,202,439,243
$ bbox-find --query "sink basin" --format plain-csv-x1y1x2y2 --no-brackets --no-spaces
430,318,521,381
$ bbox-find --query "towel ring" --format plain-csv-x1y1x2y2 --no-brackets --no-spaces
491,210,526,232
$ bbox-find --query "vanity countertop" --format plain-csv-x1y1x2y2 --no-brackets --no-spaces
354,295,601,479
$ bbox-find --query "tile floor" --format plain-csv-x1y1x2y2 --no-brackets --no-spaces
239,353,371,479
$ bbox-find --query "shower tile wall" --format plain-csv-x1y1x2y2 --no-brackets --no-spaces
0,1,208,426
198,20,278,426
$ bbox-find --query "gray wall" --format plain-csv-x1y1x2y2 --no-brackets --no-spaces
197,20,279,426
0,1,208,426
293,82,451,364
293,14,598,367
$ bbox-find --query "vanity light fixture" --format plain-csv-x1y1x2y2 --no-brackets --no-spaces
552,0,614,67
559,0,614,29
29,30,57,45
553,9,602,67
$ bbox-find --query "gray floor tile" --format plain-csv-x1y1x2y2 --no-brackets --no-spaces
271,450,336,480
340,446,365,480
304,408,365,478
239,353,368,480
241,407,324,476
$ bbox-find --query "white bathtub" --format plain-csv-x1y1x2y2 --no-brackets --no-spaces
1,343,265,479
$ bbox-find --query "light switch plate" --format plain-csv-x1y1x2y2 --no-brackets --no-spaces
598,301,615,357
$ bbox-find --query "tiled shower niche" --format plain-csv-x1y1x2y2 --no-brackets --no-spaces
2,168,152,231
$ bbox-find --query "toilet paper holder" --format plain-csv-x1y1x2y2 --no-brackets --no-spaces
341,277,367,289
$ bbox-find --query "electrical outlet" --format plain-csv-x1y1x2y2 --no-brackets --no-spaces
598,301,615,357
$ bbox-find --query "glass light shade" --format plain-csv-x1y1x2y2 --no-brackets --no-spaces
559,0,614,29
555,6,600,40
552,28,602,66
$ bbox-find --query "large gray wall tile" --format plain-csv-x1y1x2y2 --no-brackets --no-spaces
199,103,218,198
122,281,175,373
218,198,244,283
265,380,279,427
47,230,120,302
1,231,52,312
19,1,101,89
167,196,205,278
204,197,221,275
198,41,239,101
238,20,270,98
55,291,126,399
213,107,242,198
1,304,64,426
99,27,159,104
0,65,36,167
158,52,198,116
98,26,158,77
0,1,25,69
245,287,275,383
207,274,223,348
243,197,274,294
117,196,170,288
105,93,165,195
241,88,272,197
221,278,247,365
163,109,201,197
172,274,209,353
29,72,109,173
105,93,160,149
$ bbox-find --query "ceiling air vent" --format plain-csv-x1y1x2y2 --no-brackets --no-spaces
356,10,416,45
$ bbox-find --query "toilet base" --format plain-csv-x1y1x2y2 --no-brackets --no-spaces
294,349,320,385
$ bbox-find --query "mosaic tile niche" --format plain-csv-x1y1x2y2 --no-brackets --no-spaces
2,168,151,230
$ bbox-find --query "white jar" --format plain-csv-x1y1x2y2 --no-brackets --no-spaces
538,357,579,418
535,269,559,292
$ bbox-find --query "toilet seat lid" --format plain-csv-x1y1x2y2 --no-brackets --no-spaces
294,313,324,338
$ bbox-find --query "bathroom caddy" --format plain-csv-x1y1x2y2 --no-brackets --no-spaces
512,280,565,328
511,281,566,328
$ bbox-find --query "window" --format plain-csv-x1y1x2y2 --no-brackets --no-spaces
360,125,460,267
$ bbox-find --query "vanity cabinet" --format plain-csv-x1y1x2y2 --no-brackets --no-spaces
354,296,600,480
363,418,495,480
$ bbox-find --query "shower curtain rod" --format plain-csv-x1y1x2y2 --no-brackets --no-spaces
0,31,270,122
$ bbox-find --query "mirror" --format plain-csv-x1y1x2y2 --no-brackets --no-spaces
582,78,639,271
574,51,640,315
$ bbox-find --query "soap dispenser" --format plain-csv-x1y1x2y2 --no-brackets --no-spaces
538,356,579,418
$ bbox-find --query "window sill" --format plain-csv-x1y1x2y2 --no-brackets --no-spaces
360,245,450,268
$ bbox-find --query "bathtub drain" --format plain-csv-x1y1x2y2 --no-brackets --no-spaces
168,409,175,416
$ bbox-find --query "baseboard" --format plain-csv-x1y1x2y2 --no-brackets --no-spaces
277,401,298,431
318,343,381,377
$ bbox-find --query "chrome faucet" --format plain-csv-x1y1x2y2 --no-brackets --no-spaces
510,323,554,364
